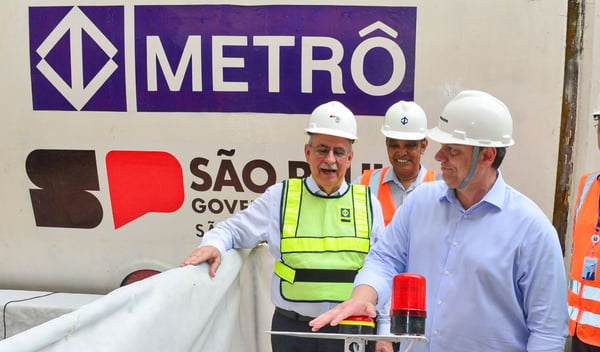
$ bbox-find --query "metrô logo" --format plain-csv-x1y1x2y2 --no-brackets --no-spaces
29,6,126,111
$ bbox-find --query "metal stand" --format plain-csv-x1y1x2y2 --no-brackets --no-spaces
267,331,428,352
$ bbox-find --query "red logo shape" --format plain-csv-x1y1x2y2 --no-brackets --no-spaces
106,151,184,229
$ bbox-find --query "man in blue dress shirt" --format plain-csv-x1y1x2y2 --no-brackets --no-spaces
310,90,568,352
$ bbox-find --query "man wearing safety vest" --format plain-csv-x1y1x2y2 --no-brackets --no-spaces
181,101,385,352
310,90,568,352
568,106,600,352
357,101,438,226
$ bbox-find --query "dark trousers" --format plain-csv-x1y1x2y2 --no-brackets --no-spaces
572,334,600,352
271,308,344,352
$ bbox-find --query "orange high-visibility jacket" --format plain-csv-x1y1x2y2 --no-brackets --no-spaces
568,171,600,346
359,166,437,226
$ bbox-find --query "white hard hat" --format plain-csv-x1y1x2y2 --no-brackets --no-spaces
381,101,427,140
427,90,514,147
305,101,357,141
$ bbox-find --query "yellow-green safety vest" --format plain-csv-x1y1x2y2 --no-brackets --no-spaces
274,178,373,302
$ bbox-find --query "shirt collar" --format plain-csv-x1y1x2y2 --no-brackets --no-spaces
443,170,506,211
305,176,348,197
383,164,428,191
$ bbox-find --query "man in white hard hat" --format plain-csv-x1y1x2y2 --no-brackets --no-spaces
181,101,385,352
357,101,438,226
310,90,568,352
355,101,437,352
567,105,600,352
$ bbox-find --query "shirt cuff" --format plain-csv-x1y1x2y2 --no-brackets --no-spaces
376,314,391,335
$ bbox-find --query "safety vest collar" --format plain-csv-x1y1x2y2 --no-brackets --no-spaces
304,176,350,198
574,171,600,225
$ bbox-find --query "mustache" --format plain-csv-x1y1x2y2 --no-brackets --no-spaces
319,163,338,170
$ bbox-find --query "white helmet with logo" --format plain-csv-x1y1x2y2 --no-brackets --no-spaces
427,90,514,147
306,101,357,141
381,101,427,140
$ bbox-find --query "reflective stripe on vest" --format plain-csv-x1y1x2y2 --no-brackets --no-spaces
281,236,370,253
569,278,600,301
569,305,600,329
274,178,372,302
583,283,600,301
569,306,579,320
569,278,581,295
579,311,600,329
360,167,438,226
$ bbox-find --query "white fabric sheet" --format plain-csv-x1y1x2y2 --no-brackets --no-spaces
0,246,275,352
1,290,103,340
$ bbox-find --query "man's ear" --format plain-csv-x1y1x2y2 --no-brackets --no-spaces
304,144,311,162
346,150,354,163
480,147,497,166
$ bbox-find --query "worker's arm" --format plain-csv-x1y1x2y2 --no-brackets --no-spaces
309,284,378,331
521,226,569,351
179,245,222,278
179,183,283,277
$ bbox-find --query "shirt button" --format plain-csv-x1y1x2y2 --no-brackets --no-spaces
433,330,439,335
453,241,459,246
437,300,442,305
444,270,450,275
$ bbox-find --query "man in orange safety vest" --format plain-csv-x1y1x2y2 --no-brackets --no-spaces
568,105,600,352
357,101,438,226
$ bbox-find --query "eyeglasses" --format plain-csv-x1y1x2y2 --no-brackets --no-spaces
594,114,600,127
309,145,350,160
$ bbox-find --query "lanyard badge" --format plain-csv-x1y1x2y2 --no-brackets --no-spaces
582,234,600,281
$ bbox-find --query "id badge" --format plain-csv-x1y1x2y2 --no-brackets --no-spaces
582,257,597,281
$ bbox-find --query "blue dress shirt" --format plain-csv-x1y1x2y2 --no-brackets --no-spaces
355,172,568,352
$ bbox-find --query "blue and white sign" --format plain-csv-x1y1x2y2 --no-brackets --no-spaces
29,6,126,111
29,5,416,115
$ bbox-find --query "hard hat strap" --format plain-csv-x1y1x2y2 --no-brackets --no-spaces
457,146,480,189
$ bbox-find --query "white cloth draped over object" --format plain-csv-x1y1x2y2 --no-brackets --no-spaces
0,246,275,352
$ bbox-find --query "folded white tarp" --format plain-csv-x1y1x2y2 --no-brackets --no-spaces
0,246,275,352
1,290,103,339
